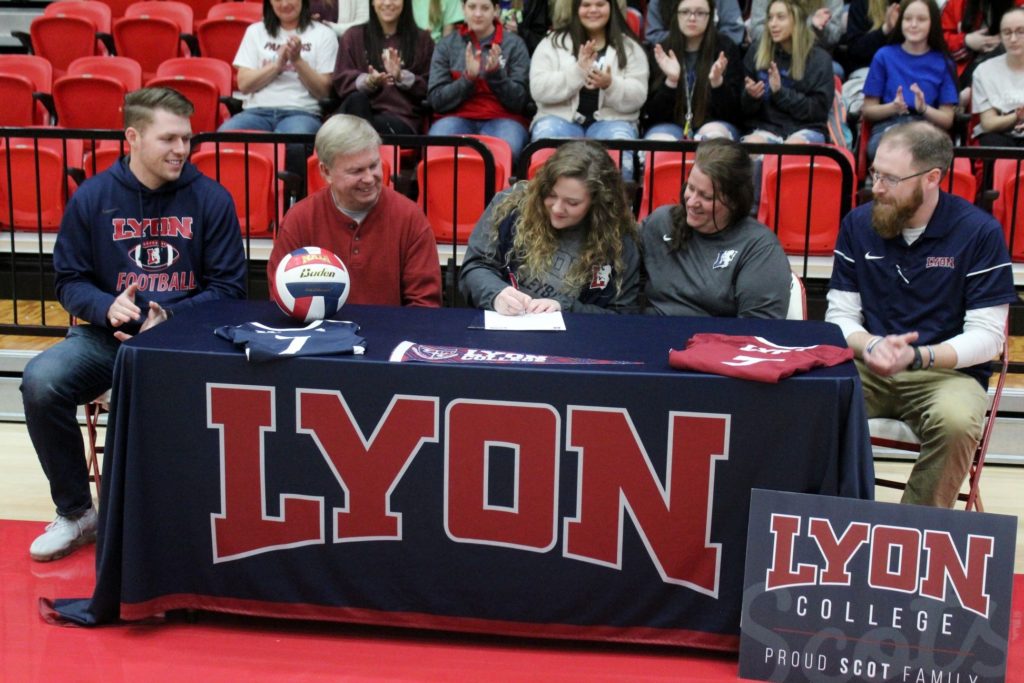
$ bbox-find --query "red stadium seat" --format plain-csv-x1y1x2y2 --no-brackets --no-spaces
157,57,235,125
26,15,100,79
464,134,512,190
306,154,325,194
205,2,262,21
158,56,232,98
757,147,856,256
0,75,40,127
625,7,643,36
192,146,277,237
44,1,112,31
992,158,1024,262
180,0,230,20
146,75,222,133
638,149,695,219
378,144,405,183
67,55,142,91
94,0,134,19
417,146,498,244
0,137,81,231
82,139,127,178
0,55,55,126
525,147,556,179
43,0,113,53
195,17,251,88
125,0,195,34
113,16,185,83
939,157,977,203
53,74,127,129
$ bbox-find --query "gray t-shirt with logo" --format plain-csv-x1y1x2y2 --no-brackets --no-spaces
640,207,791,318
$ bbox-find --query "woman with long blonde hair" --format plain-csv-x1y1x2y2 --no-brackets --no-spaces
750,0,845,51
459,141,640,315
741,0,834,144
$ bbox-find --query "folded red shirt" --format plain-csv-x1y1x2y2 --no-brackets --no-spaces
668,333,854,383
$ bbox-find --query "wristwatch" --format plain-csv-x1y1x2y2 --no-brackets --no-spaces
910,346,923,371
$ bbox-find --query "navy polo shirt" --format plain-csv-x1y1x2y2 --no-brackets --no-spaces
830,192,1017,385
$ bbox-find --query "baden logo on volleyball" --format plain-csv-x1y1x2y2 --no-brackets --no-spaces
273,247,350,322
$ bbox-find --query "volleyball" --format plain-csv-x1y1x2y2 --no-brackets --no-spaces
272,247,350,322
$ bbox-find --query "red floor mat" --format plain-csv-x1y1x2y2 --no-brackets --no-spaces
3,519,1021,682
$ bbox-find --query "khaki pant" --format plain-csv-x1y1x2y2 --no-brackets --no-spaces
856,361,988,507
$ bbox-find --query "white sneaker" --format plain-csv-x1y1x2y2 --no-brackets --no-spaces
29,507,98,562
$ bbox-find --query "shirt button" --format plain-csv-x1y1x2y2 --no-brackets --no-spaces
354,236,360,241
353,248,360,255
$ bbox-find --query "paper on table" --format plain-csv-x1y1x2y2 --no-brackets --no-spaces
484,310,566,331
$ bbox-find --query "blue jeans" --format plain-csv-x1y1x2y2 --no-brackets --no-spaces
220,107,322,186
218,107,323,135
643,121,740,141
530,115,639,180
21,325,119,516
743,129,827,145
429,116,529,164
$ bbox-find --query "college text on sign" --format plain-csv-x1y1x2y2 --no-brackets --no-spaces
739,490,1016,683
205,383,729,595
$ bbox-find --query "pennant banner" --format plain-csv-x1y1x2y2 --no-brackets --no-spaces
389,340,642,366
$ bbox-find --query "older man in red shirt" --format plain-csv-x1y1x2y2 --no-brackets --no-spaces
268,114,442,307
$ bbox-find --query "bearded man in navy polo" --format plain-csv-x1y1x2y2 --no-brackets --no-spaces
826,121,1018,507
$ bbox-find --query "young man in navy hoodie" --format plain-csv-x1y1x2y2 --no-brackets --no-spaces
21,87,247,561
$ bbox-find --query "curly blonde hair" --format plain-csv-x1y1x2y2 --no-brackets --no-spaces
490,141,637,295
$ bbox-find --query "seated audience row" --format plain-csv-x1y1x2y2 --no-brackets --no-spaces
18,0,1024,164
844,0,1024,151
220,0,840,171
28,0,1018,181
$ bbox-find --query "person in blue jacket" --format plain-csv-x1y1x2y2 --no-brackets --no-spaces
21,87,247,562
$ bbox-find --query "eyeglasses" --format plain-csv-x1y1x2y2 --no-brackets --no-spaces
1001,27,1024,39
677,9,711,18
868,167,935,189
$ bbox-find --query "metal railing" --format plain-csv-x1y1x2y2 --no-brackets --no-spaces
2,126,1022,336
